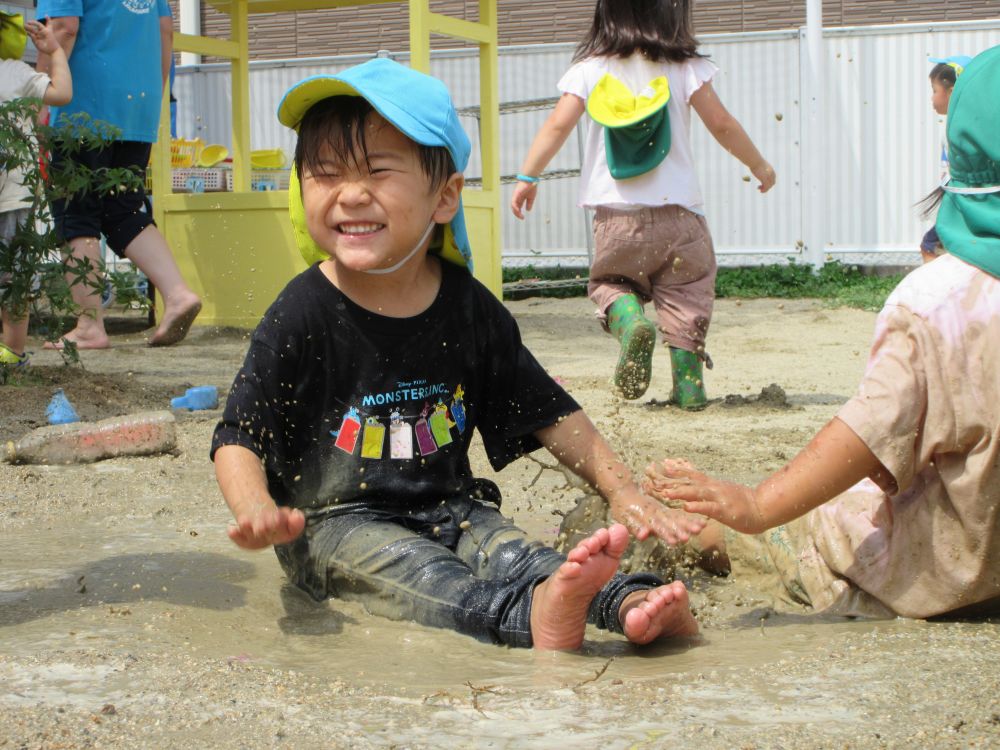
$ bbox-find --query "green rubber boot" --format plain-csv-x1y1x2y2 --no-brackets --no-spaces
606,294,656,400
669,346,707,410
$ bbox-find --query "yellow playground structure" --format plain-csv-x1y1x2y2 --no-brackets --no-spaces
152,0,501,328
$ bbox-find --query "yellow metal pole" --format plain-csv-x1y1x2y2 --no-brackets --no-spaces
408,0,430,72
477,0,500,296
230,0,251,192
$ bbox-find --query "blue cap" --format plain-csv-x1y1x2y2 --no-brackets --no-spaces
929,55,974,74
277,58,473,271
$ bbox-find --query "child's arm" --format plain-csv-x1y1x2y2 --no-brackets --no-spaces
644,417,892,534
214,444,306,550
690,82,776,193
536,410,707,544
511,93,586,219
25,21,72,106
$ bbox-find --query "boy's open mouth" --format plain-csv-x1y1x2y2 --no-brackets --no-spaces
338,223,384,235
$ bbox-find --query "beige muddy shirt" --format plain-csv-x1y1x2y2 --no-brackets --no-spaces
808,254,1000,618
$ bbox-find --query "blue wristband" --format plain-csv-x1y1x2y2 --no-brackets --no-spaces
516,173,540,184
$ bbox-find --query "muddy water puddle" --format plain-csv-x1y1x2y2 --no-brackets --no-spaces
0,518,964,743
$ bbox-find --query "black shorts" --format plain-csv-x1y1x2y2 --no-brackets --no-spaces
50,140,155,258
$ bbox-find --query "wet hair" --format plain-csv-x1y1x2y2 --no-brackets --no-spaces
294,96,455,192
573,0,704,64
929,63,958,88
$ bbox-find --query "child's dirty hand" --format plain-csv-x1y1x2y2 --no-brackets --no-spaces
644,458,766,534
608,488,707,545
228,504,306,550
24,20,60,56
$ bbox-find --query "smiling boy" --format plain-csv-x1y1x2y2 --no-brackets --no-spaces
211,59,703,650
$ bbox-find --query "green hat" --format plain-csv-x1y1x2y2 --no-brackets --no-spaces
587,74,671,180
936,45,1000,279
0,12,27,61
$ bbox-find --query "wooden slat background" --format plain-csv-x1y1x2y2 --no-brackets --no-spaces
168,0,1000,62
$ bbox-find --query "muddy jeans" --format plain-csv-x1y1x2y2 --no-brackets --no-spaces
589,204,716,353
274,483,663,648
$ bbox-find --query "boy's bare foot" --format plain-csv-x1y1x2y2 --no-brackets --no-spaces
148,295,202,347
619,580,699,645
530,524,630,651
42,328,112,350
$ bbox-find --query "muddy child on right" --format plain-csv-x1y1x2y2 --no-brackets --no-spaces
645,45,1000,620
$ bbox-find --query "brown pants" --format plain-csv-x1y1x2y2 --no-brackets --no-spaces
589,204,716,353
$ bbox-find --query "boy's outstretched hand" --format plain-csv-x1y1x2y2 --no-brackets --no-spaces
644,458,767,535
228,504,306,550
609,486,707,544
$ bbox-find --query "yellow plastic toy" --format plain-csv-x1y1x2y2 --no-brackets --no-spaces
197,144,229,167
250,148,287,169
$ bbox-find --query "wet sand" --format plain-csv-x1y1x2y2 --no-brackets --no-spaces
1,297,998,749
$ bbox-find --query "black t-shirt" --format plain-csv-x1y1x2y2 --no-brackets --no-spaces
211,261,580,511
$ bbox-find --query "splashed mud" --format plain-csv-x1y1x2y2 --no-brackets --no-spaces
2,298,998,748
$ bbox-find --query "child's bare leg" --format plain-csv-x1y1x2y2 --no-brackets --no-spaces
619,580,699,645
43,237,111,350
530,523,630,650
688,519,731,576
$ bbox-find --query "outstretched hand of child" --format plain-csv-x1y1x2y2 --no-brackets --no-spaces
510,181,538,220
24,20,60,56
644,458,767,534
608,486,707,545
228,504,306,550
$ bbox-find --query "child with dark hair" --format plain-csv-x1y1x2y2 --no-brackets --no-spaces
1,16,72,367
212,58,705,650
647,45,1000,620
919,54,972,263
511,0,775,408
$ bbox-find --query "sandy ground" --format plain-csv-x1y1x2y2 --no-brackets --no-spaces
1,296,999,749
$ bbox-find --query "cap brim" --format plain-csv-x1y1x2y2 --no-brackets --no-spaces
277,77,362,130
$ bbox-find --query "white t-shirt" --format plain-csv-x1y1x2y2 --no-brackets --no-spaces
0,60,51,214
558,55,717,212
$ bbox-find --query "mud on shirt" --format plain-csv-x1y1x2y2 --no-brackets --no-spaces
211,261,580,512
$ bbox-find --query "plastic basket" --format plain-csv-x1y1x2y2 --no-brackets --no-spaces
172,168,227,193
170,138,204,168
225,168,291,192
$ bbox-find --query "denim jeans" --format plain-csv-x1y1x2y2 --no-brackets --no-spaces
274,483,663,648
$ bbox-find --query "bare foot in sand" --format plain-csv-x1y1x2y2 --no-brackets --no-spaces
42,323,111,350
619,580,699,645
530,523,630,651
148,294,202,347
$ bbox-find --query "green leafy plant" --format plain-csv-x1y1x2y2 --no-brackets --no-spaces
0,99,146,376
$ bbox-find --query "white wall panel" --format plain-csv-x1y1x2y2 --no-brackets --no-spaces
173,18,1000,267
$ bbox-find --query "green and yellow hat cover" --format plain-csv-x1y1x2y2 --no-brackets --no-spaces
0,12,27,61
587,74,672,180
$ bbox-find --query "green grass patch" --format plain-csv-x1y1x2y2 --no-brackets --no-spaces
504,261,905,311
716,261,905,311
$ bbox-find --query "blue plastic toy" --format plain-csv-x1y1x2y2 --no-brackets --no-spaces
170,385,219,411
46,389,80,425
